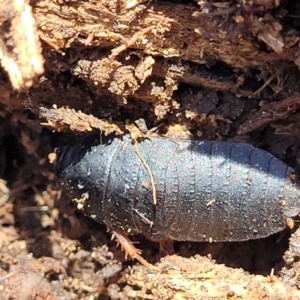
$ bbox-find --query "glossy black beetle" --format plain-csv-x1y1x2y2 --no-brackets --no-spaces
54,134,300,243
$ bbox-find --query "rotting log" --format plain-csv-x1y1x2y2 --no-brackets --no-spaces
33,1,300,68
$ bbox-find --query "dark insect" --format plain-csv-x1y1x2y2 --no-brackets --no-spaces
54,134,300,243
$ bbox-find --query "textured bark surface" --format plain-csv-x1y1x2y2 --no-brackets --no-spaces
1,0,300,299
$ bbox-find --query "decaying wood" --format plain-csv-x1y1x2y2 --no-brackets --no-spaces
36,105,124,135
127,254,300,299
33,1,299,68
2,0,300,299
238,94,300,135
0,0,44,90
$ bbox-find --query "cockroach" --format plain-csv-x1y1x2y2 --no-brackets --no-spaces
54,134,300,266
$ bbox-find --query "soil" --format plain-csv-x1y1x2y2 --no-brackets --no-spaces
1,0,300,299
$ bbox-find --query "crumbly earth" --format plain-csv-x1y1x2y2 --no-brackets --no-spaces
1,0,300,299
